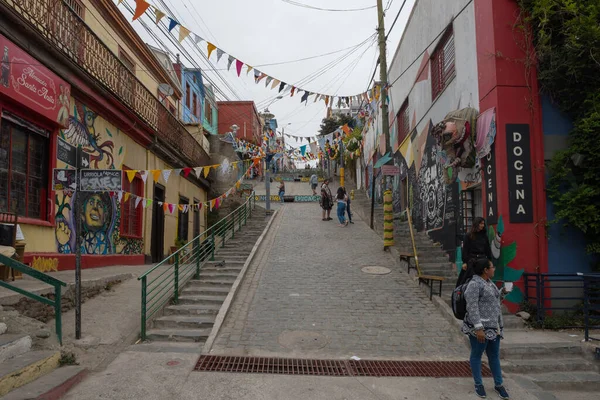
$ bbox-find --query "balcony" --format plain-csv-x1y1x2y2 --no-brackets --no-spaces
1,0,210,167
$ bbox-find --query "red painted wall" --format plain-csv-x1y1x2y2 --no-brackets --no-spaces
217,101,262,144
475,0,548,287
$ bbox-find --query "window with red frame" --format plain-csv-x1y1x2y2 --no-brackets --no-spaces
0,112,49,220
431,28,456,100
121,169,143,237
396,100,410,145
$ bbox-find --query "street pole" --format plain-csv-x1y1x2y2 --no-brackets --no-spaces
265,157,271,213
74,175,82,340
340,140,345,188
374,0,393,249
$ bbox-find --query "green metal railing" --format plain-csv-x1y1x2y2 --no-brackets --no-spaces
0,254,67,344
138,192,256,341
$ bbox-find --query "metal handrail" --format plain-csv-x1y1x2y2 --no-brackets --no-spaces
0,254,67,344
523,272,600,341
138,191,256,340
405,207,421,274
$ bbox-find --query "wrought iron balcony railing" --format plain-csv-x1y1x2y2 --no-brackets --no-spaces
2,0,210,167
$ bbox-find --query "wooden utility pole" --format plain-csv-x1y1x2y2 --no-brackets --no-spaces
376,0,391,158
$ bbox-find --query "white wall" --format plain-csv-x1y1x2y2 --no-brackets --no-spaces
386,0,478,148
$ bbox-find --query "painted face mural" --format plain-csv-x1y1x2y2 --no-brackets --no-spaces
79,192,114,255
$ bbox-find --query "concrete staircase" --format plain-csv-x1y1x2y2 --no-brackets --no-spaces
0,332,86,399
501,337,600,394
142,208,269,347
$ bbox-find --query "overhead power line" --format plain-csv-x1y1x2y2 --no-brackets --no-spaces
280,0,376,12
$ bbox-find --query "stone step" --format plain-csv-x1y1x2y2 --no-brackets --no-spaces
154,315,216,329
0,351,60,397
503,358,595,374
2,366,87,400
503,315,526,329
164,304,222,316
200,266,243,274
205,255,249,262
187,279,234,288
501,342,583,360
527,371,600,392
197,272,239,281
182,286,231,296
130,342,203,354
0,334,32,364
145,329,211,343
178,294,227,305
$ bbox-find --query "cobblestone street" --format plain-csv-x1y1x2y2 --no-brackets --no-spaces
211,199,465,359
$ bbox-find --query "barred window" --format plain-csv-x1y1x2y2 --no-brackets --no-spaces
431,28,456,100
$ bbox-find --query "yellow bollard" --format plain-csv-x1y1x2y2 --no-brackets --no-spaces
350,190,355,200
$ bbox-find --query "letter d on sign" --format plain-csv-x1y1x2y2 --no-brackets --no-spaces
513,131,522,142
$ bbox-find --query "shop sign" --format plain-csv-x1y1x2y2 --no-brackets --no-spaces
79,169,122,192
506,124,533,223
483,143,498,225
382,165,400,176
0,33,71,127
52,168,77,191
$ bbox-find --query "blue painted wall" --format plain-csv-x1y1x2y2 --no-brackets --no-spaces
202,85,218,135
541,95,594,274
181,69,204,125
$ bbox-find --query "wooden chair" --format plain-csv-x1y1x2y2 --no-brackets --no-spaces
0,212,18,281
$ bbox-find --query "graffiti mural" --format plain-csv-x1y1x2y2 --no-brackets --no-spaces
416,133,446,231
55,100,143,255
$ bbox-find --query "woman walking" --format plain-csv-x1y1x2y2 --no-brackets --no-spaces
463,258,510,399
457,217,492,287
320,178,333,221
278,181,285,203
336,187,349,226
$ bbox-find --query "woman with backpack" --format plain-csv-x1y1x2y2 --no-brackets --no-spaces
456,217,492,287
462,258,511,399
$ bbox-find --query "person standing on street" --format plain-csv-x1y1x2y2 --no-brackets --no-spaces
342,186,353,224
336,187,349,226
462,258,511,399
310,174,318,195
278,181,285,203
320,178,333,221
457,217,492,287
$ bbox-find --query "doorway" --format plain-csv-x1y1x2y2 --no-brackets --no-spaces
151,184,165,263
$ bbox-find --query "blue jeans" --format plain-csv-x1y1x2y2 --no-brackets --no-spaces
337,202,346,224
346,202,352,221
469,335,503,387
279,191,285,203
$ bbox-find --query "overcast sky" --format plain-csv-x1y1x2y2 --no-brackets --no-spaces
118,0,415,149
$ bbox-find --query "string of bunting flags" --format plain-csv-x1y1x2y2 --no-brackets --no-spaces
125,0,385,106
120,158,261,184
57,160,259,212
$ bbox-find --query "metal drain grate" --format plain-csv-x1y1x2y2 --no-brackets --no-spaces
194,356,490,377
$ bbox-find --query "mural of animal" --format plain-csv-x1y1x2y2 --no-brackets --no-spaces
63,103,115,168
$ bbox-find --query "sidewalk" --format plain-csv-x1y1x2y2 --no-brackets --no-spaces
1,264,150,371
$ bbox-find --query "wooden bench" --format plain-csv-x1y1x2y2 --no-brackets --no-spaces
399,252,445,300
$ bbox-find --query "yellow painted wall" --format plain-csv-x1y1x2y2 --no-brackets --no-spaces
82,1,162,99
143,152,208,257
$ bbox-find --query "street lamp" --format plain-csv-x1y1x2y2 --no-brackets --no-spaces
264,96,283,114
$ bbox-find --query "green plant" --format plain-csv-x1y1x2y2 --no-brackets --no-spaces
59,351,78,366
174,237,187,248
517,0,600,256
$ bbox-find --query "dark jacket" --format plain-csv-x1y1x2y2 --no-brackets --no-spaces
456,230,492,287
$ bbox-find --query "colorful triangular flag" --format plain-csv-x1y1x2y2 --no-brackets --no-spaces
154,7,166,24
227,56,235,71
216,49,225,62
126,170,137,183
168,17,179,32
162,169,172,183
133,0,151,21
207,43,217,59
178,26,191,42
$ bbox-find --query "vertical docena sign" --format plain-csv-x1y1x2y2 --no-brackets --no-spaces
506,124,533,223
483,143,498,225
